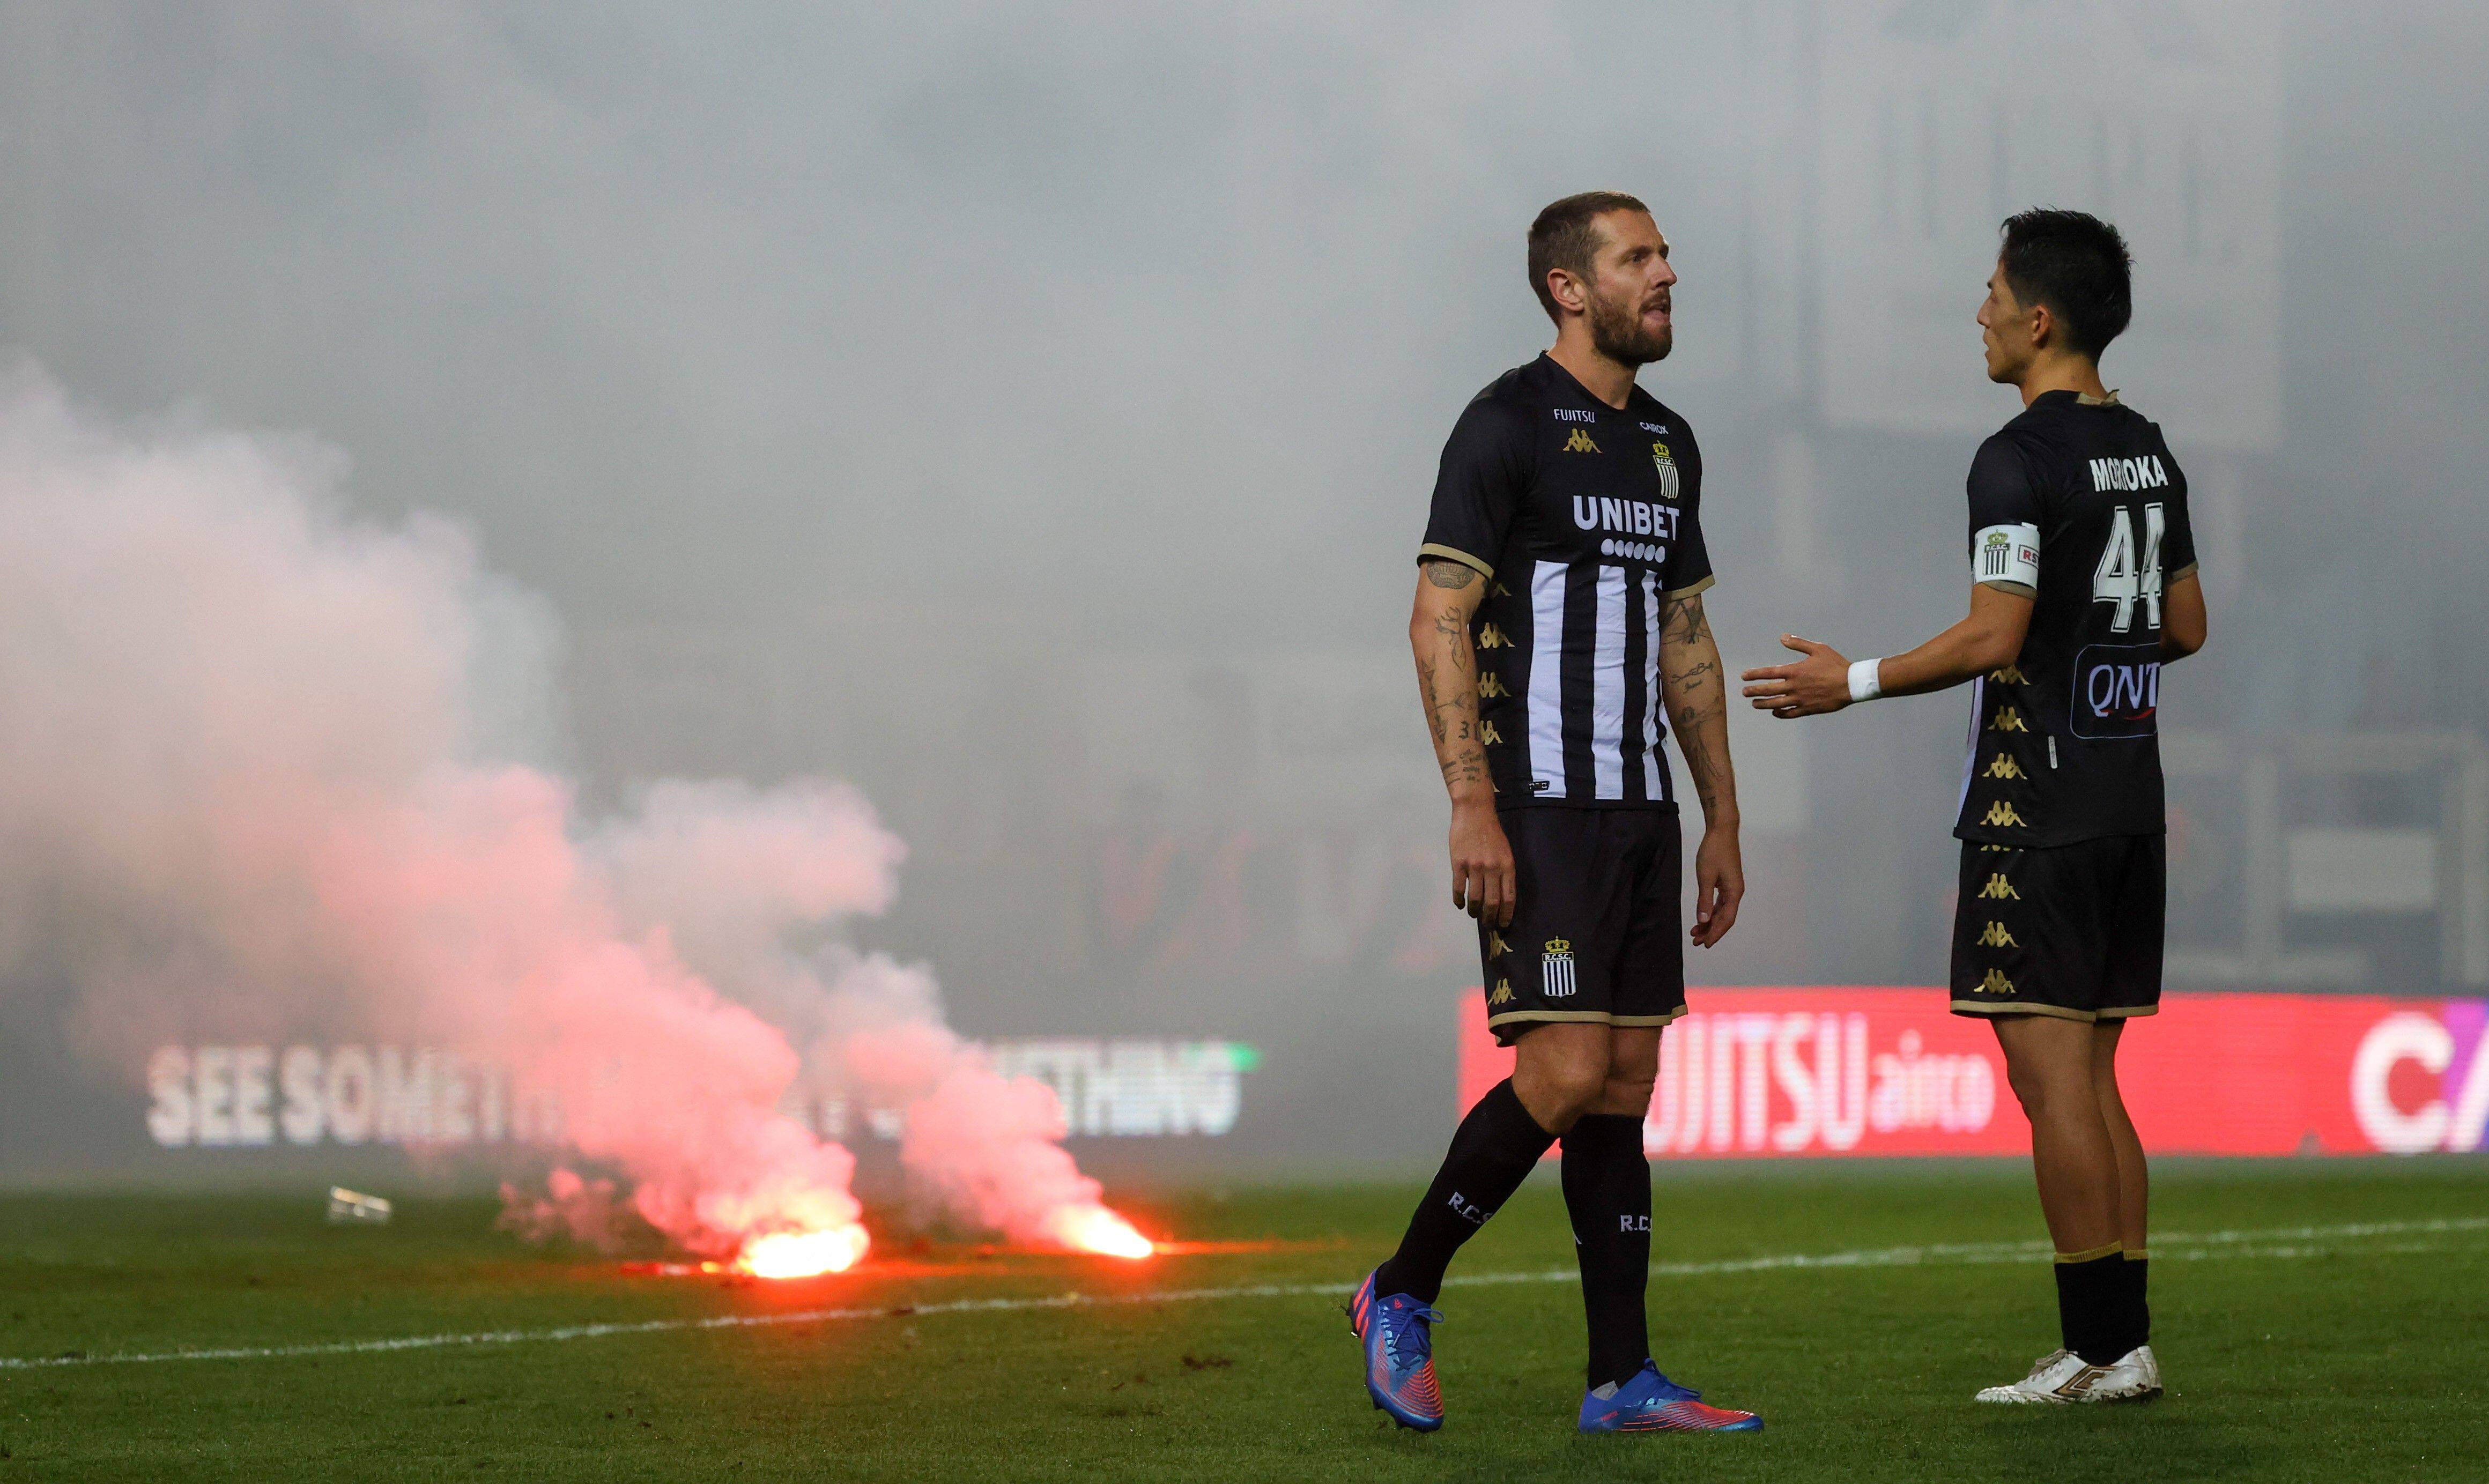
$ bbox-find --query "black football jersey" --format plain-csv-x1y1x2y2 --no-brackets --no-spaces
1419,354,1714,811
1954,390,2199,848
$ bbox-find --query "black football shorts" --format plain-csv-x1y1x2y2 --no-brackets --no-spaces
1479,807,1687,1047
1950,834,2164,1023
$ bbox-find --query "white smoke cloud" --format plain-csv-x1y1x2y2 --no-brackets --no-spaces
0,361,1137,1260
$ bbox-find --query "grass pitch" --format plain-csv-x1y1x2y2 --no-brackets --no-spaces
1,1163,2483,1482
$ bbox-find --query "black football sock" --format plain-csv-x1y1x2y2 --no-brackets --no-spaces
1561,1112,1652,1391
2053,1246,2125,1366
2117,1249,2151,1356
1374,1080,1555,1304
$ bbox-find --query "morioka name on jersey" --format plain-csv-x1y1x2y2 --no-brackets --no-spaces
1419,354,1715,810
1955,390,2200,848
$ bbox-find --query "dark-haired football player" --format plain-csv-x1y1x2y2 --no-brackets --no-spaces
1742,209,2206,1404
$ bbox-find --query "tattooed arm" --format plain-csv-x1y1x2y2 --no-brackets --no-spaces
1658,591,1744,948
1411,558,1514,926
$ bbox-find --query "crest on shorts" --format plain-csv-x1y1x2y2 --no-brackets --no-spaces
1541,938,1577,999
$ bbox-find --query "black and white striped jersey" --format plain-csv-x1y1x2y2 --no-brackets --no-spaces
1954,390,2199,848
1419,354,1715,811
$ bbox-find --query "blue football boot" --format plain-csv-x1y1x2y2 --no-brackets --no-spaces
1348,1269,1445,1431
1578,1360,1763,1433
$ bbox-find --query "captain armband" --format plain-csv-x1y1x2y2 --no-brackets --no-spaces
1972,523,2042,592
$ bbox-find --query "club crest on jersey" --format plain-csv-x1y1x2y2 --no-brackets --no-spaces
1562,428,1601,455
1541,938,1577,998
1649,441,1681,501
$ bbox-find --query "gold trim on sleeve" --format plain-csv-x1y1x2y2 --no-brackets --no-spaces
1661,573,1716,600
1418,544,1494,581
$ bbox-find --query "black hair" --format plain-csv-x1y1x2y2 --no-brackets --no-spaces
1528,191,1650,324
1998,209,2133,360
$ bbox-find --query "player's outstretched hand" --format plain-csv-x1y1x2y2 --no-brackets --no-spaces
1448,798,1516,926
1741,635,1851,718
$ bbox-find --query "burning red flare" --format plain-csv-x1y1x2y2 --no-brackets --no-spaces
1044,1205,1155,1259
735,1225,871,1279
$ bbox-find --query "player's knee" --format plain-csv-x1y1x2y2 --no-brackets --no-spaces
1598,1068,1656,1117
1520,1059,1607,1128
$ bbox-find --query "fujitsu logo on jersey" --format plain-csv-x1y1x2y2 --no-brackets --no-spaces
1553,408,1597,423
2090,455,2170,493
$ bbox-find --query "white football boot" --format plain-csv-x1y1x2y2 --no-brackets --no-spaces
1974,1345,2161,1405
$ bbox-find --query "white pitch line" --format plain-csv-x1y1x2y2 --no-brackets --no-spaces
4,1215,2481,1373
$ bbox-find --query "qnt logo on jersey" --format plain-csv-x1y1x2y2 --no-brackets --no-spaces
1562,428,1601,454
2071,642,2162,740
1541,939,1577,998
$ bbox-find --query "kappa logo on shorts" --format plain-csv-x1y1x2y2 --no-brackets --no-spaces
1983,754,2027,780
1541,938,1577,999
1480,721,1505,745
1977,873,2020,900
1562,428,1601,454
1975,921,2019,948
1980,800,2028,828
1488,978,1514,1006
1476,623,1512,649
1976,968,2015,995
1485,931,1514,959
1478,672,1510,698
1989,706,2029,733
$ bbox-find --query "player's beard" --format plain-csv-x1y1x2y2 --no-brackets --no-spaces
1588,285,1672,366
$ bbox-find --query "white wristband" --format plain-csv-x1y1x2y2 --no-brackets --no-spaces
1847,658,1885,703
